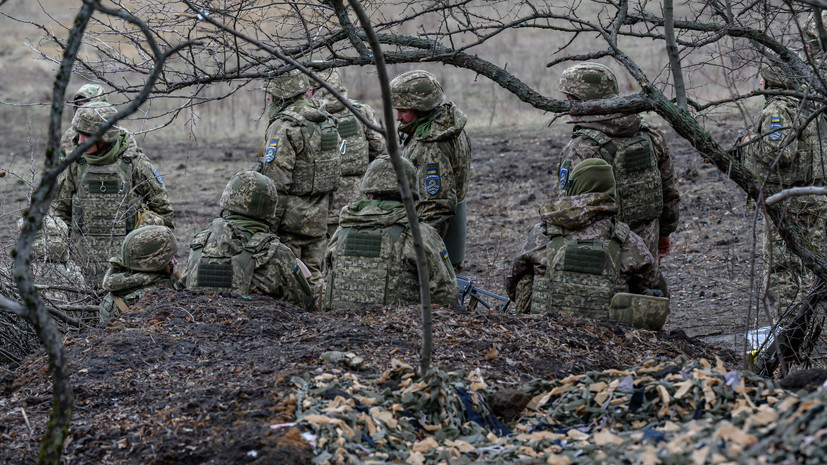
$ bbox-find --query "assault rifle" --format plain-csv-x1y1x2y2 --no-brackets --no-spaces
457,275,511,312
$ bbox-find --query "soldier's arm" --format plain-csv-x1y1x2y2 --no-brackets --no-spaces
504,223,545,300
421,226,459,308
619,234,659,293
52,164,76,224
258,244,314,311
558,137,602,190
647,126,681,237
414,142,457,234
753,109,798,168
259,121,301,192
359,103,388,161
131,153,175,229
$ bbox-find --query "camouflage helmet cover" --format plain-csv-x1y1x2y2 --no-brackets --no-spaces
390,70,444,111
17,216,70,260
73,84,107,104
360,155,419,200
264,69,310,99
805,11,827,48
318,66,346,95
71,101,121,144
114,225,177,272
220,171,279,220
760,61,797,90
559,62,619,100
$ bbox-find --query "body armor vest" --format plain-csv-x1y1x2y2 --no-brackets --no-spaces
185,218,276,295
335,109,370,176
531,222,630,319
279,109,342,196
326,223,419,308
575,128,662,228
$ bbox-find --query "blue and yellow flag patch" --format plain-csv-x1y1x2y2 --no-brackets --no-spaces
424,163,441,195
294,265,302,276
264,140,279,163
441,250,449,260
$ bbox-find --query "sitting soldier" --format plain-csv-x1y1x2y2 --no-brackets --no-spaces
18,215,86,305
99,225,180,321
506,158,667,330
323,156,459,310
183,171,314,311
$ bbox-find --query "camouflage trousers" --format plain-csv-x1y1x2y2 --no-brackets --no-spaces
514,275,534,314
275,192,329,288
327,175,363,238
762,193,827,316
280,232,327,289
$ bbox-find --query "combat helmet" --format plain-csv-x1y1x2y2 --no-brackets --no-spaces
360,156,419,200
17,216,70,261
264,69,309,100
71,101,121,144
113,225,177,272
760,61,797,90
220,171,279,220
559,62,619,100
73,84,107,104
390,70,444,111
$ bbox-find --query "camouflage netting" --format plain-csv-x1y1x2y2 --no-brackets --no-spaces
292,357,827,465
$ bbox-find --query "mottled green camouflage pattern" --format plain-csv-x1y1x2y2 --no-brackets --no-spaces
54,130,174,283
558,62,619,100
112,225,177,273
399,102,471,236
608,292,669,330
99,266,175,320
264,69,309,99
18,216,70,260
805,11,827,48
74,84,106,102
71,101,121,143
506,193,659,315
18,217,86,303
183,217,314,310
323,199,458,309
760,62,797,90
220,171,278,220
560,115,680,257
390,70,444,111
360,156,419,200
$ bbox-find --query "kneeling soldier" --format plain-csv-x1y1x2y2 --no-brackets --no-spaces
183,171,314,310
323,156,459,309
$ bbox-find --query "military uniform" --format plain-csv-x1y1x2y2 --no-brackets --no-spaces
54,102,174,283
60,84,107,159
183,171,314,311
99,225,179,321
257,71,341,287
323,156,459,309
391,70,471,237
745,67,827,311
312,68,387,237
19,216,86,305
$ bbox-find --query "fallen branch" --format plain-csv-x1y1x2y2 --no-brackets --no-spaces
765,186,827,206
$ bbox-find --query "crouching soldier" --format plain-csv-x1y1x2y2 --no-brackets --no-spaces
506,159,668,330
18,216,86,305
323,156,459,309
183,171,314,310
99,225,180,321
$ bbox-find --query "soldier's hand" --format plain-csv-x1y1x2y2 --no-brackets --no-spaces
658,235,671,264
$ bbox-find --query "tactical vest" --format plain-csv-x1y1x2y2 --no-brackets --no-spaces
335,108,370,176
326,224,419,308
279,109,342,196
531,222,630,319
71,157,141,238
574,128,662,228
185,218,276,295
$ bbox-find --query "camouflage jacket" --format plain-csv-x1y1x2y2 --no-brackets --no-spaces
324,97,387,166
183,217,315,311
505,193,658,300
400,102,471,235
560,114,680,237
745,95,827,186
53,131,174,229
323,200,459,309
98,265,176,320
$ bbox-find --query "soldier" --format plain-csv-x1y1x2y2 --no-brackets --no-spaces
99,225,180,321
183,171,314,311
17,216,86,306
310,67,387,238
54,101,174,283
60,84,108,158
389,70,471,267
323,156,459,310
256,69,342,287
744,59,827,313
557,63,680,269
506,159,663,327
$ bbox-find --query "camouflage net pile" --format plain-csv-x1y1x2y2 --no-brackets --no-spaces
292,357,827,465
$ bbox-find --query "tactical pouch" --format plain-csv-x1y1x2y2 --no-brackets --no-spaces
608,292,670,331
336,113,370,176
287,118,342,196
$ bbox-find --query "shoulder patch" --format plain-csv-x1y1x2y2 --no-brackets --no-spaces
424,163,441,196
767,117,783,141
152,167,164,185
264,140,279,163
441,250,449,261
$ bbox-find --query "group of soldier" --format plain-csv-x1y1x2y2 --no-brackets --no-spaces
32,13,827,340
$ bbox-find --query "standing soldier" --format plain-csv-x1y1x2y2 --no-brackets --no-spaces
744,59,827,315
54,101,174,283
389,70,471,267
256,69,342,287
61,84,108,158
557,63,680,273
311,67,387,238
183,171,314,311
323,156,459,310
99,225,180,321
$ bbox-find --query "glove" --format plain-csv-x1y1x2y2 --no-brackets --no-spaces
658,235,671,264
